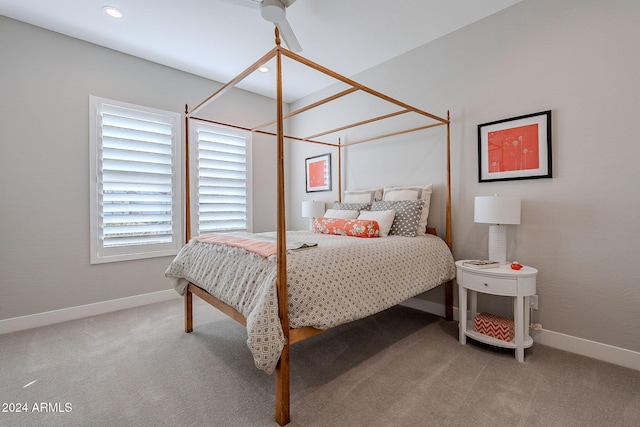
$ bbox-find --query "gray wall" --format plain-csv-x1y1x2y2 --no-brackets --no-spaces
288,0,640,353
0,17,278,320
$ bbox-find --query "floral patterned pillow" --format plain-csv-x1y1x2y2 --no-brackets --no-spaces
312,217,380,238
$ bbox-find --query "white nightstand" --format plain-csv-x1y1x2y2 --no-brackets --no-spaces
456,260,537,362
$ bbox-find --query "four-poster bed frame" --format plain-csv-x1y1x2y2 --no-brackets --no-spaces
181,31,453,426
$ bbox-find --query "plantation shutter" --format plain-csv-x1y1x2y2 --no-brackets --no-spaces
195,123,248,234
90,97,182,263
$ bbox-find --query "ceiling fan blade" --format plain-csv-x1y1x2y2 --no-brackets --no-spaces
215,0,261,9
275,19,302,52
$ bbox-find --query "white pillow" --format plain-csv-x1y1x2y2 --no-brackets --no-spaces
343,193,373,204
343,188,383,204
358,210,395,237
383,184,433,236
323,208,359,219
382,188,419,201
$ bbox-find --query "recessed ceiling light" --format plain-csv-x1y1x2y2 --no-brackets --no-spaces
103,6,124,19
258,66,270,73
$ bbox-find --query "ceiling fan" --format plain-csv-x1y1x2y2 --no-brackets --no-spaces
221,0,302,52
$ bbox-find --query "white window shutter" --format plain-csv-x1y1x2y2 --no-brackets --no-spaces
90,97,183,263
193,123,249,235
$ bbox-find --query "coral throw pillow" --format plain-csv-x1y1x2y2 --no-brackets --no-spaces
312,218,380,238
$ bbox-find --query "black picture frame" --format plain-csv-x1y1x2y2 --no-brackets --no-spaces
478,110,552,182
305,153,331,193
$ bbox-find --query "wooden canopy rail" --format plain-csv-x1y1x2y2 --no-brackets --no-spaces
183,30,452,426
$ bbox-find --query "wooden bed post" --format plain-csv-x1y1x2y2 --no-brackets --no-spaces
274,30,291,427
185,104,191,244
184,288,193,333
184,104,196,331
445,110,452,250
445,110,454,321
338,138,342,202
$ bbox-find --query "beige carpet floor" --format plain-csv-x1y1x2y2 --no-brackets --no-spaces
1,297,638,426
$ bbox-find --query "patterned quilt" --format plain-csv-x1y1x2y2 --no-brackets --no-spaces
165,231,455,374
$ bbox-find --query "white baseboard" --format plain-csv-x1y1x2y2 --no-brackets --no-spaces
532,328,639,371
0,289,181,335
401,297,640,372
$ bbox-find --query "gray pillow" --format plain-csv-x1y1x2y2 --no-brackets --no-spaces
332,201,371,211
371,199,425,237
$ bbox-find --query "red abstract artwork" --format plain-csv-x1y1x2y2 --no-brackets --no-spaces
487,124,539,173
308,160,327,188
305,153,331,192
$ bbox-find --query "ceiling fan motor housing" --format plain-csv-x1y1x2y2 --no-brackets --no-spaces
261,0,286,23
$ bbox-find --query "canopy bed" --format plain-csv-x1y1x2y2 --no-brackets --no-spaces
165,30,454,426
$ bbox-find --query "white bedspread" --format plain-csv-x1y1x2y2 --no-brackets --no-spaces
165,231,455,374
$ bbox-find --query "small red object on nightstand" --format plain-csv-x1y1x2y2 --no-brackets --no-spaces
510,262,523,270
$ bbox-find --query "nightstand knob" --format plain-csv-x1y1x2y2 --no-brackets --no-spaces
484,283,489,287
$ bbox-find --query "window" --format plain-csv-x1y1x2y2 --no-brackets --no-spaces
190,121,251,235
90,96,183,264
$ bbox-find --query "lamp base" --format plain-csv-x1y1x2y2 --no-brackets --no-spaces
488,224,507,264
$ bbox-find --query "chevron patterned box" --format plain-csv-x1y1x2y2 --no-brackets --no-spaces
474,312,514,342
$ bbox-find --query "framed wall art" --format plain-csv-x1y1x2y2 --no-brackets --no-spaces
305,153,331,193
478,110,552,182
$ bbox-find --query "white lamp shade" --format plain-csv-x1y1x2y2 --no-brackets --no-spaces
474,195,521,225
474,195,521,264
301,200,325,218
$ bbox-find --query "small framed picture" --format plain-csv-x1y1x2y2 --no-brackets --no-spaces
305,153,331,193
478,110,552,182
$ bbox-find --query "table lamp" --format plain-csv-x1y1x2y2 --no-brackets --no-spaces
301,200,325,230
474,194,521,264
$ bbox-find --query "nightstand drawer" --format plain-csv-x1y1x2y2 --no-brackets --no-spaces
461,272,517,295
